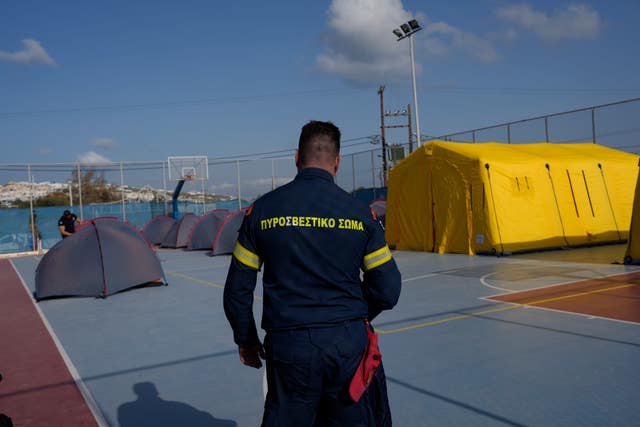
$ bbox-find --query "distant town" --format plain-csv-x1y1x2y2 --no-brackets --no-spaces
0,181,232,208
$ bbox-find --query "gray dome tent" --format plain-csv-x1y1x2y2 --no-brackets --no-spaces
161,213,198,248
35,218,166,300
370,199,387,225
370,199,386,218
186,209,229,251
141,215,176,245
211,208,247,256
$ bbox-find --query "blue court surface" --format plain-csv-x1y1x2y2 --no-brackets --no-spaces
7,244,640,426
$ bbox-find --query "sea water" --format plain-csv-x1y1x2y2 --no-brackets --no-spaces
0,200,247,254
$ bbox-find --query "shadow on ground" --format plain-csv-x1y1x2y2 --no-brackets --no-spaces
117,382,236,427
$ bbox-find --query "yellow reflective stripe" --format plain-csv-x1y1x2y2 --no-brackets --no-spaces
233,241,260,270
363,245,392,271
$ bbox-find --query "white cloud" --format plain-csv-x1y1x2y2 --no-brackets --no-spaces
90,138,118,149
39,148,52,156
76,151,112,164
317,0,498,84
496,4,601,41
0,39,56,65
424,22,499,63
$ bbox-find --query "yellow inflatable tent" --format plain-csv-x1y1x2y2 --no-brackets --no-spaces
624,159,640,264
386,141,639,255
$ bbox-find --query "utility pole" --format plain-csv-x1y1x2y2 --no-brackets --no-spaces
407,103,413,153
379,87,415,186
378,85,388,186
383,106,413,161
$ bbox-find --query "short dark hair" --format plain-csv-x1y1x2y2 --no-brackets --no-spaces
63,210,71,216
297,120,341,166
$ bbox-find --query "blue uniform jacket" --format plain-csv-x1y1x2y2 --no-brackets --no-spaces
223,168,401,347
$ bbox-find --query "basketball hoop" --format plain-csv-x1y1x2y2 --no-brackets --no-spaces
167,156,209,182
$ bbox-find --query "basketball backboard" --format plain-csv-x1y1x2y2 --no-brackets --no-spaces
168,156,209,181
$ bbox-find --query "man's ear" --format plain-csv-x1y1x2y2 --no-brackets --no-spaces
295,149,301,168
334,155,341,175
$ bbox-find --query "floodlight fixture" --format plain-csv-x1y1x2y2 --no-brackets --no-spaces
393,19,422,41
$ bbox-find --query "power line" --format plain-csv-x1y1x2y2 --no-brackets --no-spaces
0,135,381,169
425,85,640,95
213,136,379,160
3,85,638,119
0,87,369,118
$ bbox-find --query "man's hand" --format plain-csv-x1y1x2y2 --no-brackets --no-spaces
239,343,265,369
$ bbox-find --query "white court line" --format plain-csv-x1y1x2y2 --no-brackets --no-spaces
10,260,108,427
478,294,640,326
479,272,515,293
482,270,640,299
402,273,438,283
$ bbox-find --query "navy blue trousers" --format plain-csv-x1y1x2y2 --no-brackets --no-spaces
261,320,390,427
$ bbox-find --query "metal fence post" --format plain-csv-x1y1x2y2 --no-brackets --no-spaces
201,178,206,215
591,107,597,144
27,164,36,251
507,124,511,144
544,116,549,142
236,160,241,210
370,150,375,188
162,160,168,215
120,161,126,221
77,163,84,220
271,159,275,190
352,154,356,191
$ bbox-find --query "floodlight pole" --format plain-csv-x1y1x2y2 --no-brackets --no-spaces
409,34,421,145
395,20,423,145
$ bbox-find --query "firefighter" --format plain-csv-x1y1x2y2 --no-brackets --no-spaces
224,120,401,426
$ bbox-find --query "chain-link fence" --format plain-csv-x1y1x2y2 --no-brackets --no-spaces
1,97,639,254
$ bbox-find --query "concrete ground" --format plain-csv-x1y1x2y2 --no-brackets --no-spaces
2,244,639,426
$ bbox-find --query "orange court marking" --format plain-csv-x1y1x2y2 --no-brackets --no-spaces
488,271,640,323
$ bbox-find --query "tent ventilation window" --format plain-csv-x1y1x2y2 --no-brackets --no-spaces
566,170,580,218
582,170,595,217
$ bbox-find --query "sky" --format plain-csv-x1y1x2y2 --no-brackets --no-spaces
1,0,640,167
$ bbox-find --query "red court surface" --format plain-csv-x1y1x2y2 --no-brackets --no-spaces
0,259,98,426
488,271,640,323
